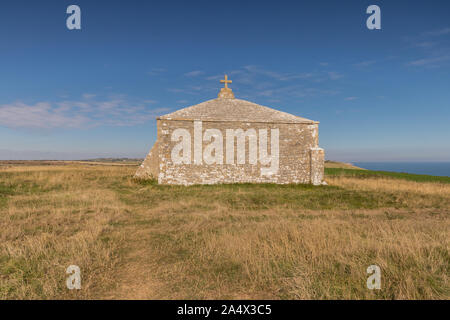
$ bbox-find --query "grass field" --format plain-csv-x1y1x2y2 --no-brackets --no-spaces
0,161,449,299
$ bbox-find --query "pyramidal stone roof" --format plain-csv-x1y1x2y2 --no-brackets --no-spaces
158,75,317,124
159,98,317,124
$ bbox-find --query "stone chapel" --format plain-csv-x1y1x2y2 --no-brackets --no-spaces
135,75,325,185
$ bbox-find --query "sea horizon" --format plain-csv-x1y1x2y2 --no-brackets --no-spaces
352,161,450,177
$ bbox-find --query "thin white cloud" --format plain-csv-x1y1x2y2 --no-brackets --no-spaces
0,96,168,130
206,74,223,80
173,66,342,101
404,27,450,43
184,70,204,77
345,97,358,101
147,68,166,76
407,55,450,67
255,85,339,99
402,27,450,68
167,84,217,96
413,41,437,48
353,60,376,67
328,72,343,80
421,27,450,37
242,65,315,81
0,102,88,129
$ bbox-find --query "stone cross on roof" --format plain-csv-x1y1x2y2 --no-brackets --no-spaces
218,74,235,99
220,74,232,88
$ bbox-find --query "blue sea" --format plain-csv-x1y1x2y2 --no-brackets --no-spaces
352,162,450,177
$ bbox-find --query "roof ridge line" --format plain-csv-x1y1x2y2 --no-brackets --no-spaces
159,97,317,123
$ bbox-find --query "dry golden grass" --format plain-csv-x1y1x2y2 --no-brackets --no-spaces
0,162,448,299
328,176,450,196
109,204,448,300
0,166,130,299
327,176,450,209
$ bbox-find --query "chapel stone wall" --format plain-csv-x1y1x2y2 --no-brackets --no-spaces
310,147,325,186
135,141,159,179
156,119,322,185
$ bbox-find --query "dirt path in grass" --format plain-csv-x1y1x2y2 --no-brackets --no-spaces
101,204,450,300
103,220,167,299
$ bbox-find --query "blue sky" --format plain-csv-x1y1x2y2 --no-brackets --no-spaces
0,0,449,161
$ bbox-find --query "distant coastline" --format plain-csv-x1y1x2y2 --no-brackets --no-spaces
352,162,450,177
2,159,450,177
